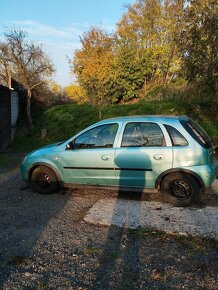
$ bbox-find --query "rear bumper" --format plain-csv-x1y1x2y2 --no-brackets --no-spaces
204,159,218,187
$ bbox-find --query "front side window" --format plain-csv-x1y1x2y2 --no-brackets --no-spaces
121,122,164,147
74,123,118,149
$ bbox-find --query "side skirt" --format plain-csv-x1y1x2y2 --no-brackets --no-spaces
63,183,159,194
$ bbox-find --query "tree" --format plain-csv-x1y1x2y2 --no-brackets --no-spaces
73,28,115,119
70,1,185,105
32,81,71,107
64,84,88,104
178,0,218,119
48,81,63,96
0,42,12,87
113,0,182,101
0,28,54,128
112,39,153,102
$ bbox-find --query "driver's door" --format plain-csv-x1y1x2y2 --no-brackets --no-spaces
60,123,119,186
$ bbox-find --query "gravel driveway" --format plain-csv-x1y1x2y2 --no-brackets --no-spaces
0,169,217,289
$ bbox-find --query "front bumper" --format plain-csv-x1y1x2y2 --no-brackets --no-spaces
20,163,29,183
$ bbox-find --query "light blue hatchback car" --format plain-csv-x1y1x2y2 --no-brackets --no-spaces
20,116,218,206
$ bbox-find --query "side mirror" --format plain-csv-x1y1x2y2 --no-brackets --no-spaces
66,140,74,150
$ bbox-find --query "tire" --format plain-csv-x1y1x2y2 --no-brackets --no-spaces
161,173,199,207
31,166,59,194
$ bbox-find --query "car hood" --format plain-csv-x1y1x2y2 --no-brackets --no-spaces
29,142,64,157
40,142,62,149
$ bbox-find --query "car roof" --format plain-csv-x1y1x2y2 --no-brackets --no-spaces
96,115,188,125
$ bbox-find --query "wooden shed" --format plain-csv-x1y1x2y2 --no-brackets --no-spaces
0,83,19,150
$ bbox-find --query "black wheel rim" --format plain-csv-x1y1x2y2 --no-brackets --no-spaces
35,172,51,189
169,179,191,200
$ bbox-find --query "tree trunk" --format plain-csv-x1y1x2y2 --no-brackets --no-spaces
98,108,102,120
164,45,175,84
27,89,34,129
144,78,147,96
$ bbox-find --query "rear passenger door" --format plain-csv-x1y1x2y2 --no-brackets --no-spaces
114,121,173,188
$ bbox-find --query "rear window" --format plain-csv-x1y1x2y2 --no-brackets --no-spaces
164,125,188,146
180,119,212,148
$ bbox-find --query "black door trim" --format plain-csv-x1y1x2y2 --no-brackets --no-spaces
63,166,152,171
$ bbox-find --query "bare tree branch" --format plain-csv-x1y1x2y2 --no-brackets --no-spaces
0,27,55,128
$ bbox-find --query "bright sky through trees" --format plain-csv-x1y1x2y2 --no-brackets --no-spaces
0,0,135,86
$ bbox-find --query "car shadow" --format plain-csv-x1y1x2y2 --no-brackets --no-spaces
91,150,152,289
0,172,69,288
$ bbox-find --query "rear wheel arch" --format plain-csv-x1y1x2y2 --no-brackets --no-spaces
160,172,200,206
155,169,205,192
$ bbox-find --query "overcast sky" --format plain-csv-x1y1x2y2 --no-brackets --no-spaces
0,0,135,87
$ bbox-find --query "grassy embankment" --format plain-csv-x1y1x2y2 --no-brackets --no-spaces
14,99,218,153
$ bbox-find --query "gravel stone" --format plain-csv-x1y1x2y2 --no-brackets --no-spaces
0,169,217,289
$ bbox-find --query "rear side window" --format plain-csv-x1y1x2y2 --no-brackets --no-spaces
122,122,164,147
164,125,188,146
180,119,212,148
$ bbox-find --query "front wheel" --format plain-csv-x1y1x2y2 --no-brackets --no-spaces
31,166,59,194
161,173,199,207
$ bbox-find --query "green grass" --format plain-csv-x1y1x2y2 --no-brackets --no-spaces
14,100,218,152
174,235,217,253
131,227,166,238
36,281,48,290
14,104,98,152
83,246,101,255
131,228,217,255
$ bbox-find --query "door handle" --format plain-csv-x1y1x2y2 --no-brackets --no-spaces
101,155,110,161
153,154,164,160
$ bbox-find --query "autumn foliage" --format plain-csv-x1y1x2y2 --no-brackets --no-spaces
72,0,217,119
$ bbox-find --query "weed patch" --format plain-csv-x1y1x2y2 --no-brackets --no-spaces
130,227,166,238
84,246,101,255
